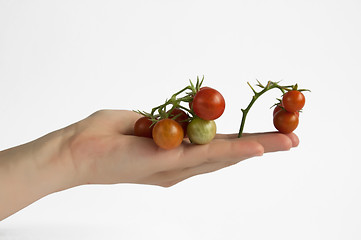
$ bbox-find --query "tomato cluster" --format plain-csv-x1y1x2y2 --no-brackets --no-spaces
238,81,309,138
134,77,225,149
135,79,308,148
273,90,305,134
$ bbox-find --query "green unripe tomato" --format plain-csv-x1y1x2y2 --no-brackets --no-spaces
187,117,216,144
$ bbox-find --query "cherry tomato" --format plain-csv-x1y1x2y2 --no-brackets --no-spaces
134,117,154,138
188,87,211,110
167,108,189,136
273,110,299,134
192,87,225,120
273,103,299,117
187,117,216,144
282,90,305,113
152,119,184,149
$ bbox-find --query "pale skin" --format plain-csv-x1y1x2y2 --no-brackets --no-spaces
0,110,299,221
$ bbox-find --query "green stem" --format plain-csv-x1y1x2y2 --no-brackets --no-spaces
172,86,192,98
137,76,204,122
238,81,287,138
150,86,192,116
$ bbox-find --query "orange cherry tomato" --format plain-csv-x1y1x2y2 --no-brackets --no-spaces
152,119,184,149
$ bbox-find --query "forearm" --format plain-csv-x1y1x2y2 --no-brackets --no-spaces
0,126,78,221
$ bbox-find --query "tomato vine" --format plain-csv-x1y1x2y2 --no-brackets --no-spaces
238,80,309,137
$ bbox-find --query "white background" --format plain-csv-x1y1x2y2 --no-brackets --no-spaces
1,0,361,239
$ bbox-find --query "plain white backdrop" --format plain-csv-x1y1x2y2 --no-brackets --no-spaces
1,0,361,239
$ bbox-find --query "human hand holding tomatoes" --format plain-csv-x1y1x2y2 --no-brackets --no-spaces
0,78,307,220
69,109,299,187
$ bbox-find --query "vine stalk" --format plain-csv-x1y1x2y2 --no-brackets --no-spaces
136,76,204,122
238,81,293,138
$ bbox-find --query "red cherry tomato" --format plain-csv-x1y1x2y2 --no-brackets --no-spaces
134,117,154,138
152,119,184,149
167,108,189,137
192,87,225,120
188,87,211,110
282,90,305,113
273,110,299,134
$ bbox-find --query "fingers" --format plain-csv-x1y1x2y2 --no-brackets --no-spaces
161,132,299,186
178,132,295,169
123,134,264,174
285,132,299,147
243,133,293,152
150,133,299,187
179,138,264,169
123,131,299,187
126,131,298,174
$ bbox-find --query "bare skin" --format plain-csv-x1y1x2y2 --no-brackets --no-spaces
0,110,299,220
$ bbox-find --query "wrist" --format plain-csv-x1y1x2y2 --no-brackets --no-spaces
30,125,81,194
0,125,80,220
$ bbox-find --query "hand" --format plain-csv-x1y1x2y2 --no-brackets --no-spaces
67,110,299,187
0,109,298,220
